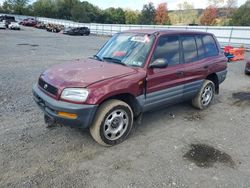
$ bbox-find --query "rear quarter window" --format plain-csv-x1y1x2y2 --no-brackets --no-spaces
202,35,218,57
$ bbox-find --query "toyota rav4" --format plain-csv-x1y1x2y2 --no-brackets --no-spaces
33,29,227,146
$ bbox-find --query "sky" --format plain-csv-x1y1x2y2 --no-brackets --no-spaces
0,0,247,10
85,0,247,10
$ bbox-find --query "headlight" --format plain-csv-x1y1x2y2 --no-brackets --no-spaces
60,88,89,102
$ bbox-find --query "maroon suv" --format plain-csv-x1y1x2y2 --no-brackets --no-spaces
33,29,227,146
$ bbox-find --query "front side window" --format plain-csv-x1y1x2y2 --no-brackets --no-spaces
203,35,218,57
151,35,180,66
96,33,155,67
181,35,198,63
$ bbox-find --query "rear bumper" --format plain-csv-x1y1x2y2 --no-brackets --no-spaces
216,70,227,84
32,84,98,128
245,67,250,74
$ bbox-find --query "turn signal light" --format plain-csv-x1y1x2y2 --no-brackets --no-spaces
58,111,77,119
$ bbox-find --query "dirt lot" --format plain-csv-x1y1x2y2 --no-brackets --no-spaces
0,27,250,188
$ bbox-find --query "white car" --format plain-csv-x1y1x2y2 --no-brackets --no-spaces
0,21,6,29
9,22,20,30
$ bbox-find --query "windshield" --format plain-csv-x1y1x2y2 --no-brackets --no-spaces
95,33,155,67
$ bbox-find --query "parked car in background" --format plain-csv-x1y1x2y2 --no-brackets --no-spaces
245,60,250,75
33,29,227,146
63,27,90,36
21,18,37,27
9,22,20,30
0,21,6,29
0,15,15,27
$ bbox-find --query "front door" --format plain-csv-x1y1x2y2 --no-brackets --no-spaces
144,35,186,111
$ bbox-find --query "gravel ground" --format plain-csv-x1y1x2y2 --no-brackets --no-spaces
0,26,250,188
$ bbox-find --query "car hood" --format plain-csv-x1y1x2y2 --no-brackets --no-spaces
40,58,138,90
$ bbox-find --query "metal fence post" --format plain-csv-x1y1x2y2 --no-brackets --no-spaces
229,27,234,46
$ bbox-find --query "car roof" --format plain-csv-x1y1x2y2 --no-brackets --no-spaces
122,29,211,36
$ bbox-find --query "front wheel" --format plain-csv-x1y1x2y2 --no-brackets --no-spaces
192,80,215,110
90,99,133,146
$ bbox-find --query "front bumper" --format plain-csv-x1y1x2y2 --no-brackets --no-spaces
32,84,98,128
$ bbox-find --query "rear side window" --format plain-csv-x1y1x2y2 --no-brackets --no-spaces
202,35,218,57
181,36,198,63
196,35,206,59
152,35,180,66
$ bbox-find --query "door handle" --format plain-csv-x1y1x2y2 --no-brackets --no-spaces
204,65,209,69
176,71,184,76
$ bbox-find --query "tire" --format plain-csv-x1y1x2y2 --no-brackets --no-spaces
90,99,134,146
192,80,215,110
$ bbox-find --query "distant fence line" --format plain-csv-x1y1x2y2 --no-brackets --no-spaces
38,17,250,49
2,13,250,49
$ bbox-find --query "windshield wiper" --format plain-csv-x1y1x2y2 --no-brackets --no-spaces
103,57,127,66
92,54,103,61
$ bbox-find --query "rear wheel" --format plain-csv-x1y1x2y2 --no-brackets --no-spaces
192,80,215,110
90,99,133,146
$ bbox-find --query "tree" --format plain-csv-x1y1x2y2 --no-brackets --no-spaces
175,1,198,25
229,0,250,26
71,1,101,23
200,5,217,25
0,5,4,13
56,0,78,19
2,0,29,14
33,0,57,18
225,0,237,18
155,3,170,25
138,2,155,25
102,8,125,24
71,2,90,22
208,0,224,7
125,9,139,24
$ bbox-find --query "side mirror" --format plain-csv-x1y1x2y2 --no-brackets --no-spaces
149,58,168,69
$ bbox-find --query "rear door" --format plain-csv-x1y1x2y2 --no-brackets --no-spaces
181,35,208,99
182,34,220,99
144,35,186,111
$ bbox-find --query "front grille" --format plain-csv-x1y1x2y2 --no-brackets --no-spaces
38,78,58,96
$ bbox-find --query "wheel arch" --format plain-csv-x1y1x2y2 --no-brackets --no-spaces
98,93,142,118
206,73,219,94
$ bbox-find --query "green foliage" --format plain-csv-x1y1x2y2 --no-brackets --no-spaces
56,0,78,20
229,0,250,26
125,9,139,24
71,1,100,23
170,1,199,25
0,0,248,26
33,0,57,18
102,7,125,24
2,0,30,14
138,2,155,25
